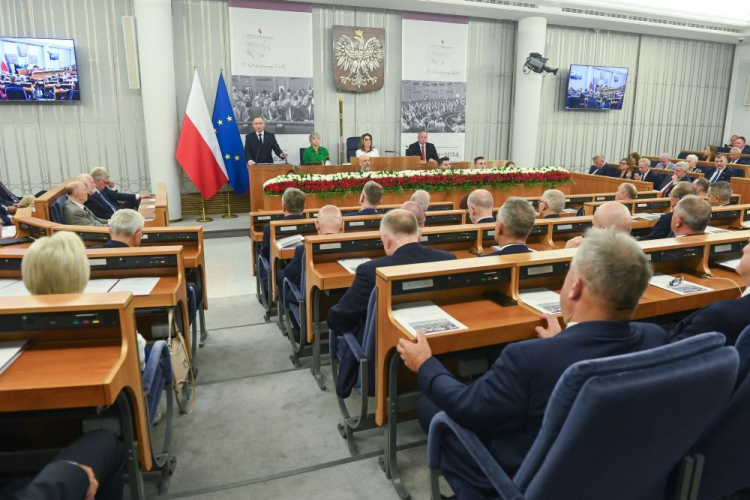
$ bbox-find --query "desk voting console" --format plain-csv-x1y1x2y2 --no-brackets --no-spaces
0,293,176,499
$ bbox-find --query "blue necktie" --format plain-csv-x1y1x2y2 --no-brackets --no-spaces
97,191,118,213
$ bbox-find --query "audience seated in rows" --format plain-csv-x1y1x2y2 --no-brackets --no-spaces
64,181,108,227
329,210,457,398
707,181,733,207
660,161,691,197
78,173,118,220
588,155,618,177
260,188,306,261
671,237,750,345
345,181,383,216
693,177,710,195
566,202,633,248
396,228,669,498
634,158,667,188
638,182,696,241
401,201,426,229
90,209,145,249
671,195,712,237
410,189,430,212
91,167,148,209
467,189,494,224
483,197,535,257
616,182,637,200
728,147,750,165
538,189,565,218
657,153,676,171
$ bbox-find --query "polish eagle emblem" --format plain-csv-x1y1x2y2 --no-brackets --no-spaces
334,29,384,89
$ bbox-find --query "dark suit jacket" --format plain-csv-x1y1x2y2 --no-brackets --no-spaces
1,461,90,500
671,294,750,345
639,169,667,189
102,186,139,209
740,146,750,155
343,208,379,217
542,214,560,219
277,244,304,292
85,191,118,219
475,215,495,224
588,164,618,177
260,214,305,262
0,181,19,206
244,131,284,164
638,212,672,241
0,205,10,226
417,320,669,475
90,240,130,250
705,167,733,183
482,243,532,257
406,141,440,163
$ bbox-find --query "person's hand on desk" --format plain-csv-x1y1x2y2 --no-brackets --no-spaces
427,158,437,164
279,152,288,159
397,330,432,372
535,313,562,338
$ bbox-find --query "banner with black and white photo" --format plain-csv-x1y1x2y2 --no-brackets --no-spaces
401,13,468,161
228,0,314,166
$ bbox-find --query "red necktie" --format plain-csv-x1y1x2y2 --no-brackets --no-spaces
421,144,426,162
662,181,673,194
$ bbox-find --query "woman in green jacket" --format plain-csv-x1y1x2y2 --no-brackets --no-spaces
302,132,329,165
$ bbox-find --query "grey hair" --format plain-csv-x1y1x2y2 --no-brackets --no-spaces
659,153,671,160
692,177,710,194
380,209,419,238
281,188,306,214
540,189,566,213
686,154,699,163
592,155,604,162
498,197,536,239
638,158,651,167
467,189,494,211
309,132,320,142
91,167,109,180
708,181,733,203
109,209,145,237
674,195,711,231
572,228,652,312
410,189,431,212
674,161,689,173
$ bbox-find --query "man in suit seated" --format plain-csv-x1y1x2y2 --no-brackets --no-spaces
727,147,749,165
634,158,667,189
401,201,426,230
405,130,439,164
671,195,711,237
733,135,750,155
482,197,535,256
63,182,108,226
615,182,637,201
260,187,306,262
0,179,21,215
707,181,732,207
638,182,696,241
467,189,495,224
693,177,710,196
706,154,733,184
244,116,288,166
328,209,456,349
671,236,750,345
397,229,668,498
91,167,150,209
90,209,145,249
344,181,383,216
410,189,430,212
538,189,565,218
659,161,691,197
565,202,633,248
77,173,119,220
587,155,618,177
657,153,676,170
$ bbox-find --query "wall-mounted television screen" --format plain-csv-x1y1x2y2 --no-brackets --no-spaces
0,37,79,102
565,64,628,110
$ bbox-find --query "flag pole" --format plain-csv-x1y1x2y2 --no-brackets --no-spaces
196,196,212,222
222,183,237,219
338,95,344,164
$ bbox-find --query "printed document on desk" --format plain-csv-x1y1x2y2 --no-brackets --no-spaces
276,234,305,249
1,226,17,238
715,258,741,271
392,301,468,336
0,279,19,292
0,340,28,377
84,279,120,294
110,277,160,296
337,258,371,274
649,274,713,296
519,288,562,315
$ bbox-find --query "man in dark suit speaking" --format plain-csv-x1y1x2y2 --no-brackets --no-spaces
397,228,668,498
244,117,288,166
405,130,439,163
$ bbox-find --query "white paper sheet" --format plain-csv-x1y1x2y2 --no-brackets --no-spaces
704,226,731,234
0,279,19,292
337,258,371,274
715,258,741,271
0,280,30,297
649,274,713,296
83,279,120,294
276,234,304,249
519,288,562,315
392,301,468,336
109,277,160,296
1,226,17,238
0,340,28,376
634,213,663,221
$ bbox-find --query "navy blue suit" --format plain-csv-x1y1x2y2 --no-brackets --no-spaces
671,294,750,346
102,186,139,209
330,242,456,398
588,164,618,177
639,169,667,189
406,141,440,163
705,167,733,184
0,205,10,226
277,244,304,292
542,213,560,219
475,216,495,224
0,181,20,206
740,145,750,155
418,320,669,498
85,191,119,220
482,243,531,257
638,212,673,241
260,214,305,262
343,208,379,217
89,240,130,250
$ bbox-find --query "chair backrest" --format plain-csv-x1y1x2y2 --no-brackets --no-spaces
515,333,737,500
141,340,172,426
677,151,689,159
357,288,378,396
346,136,359,162
299,147,306,165
69,89,79,100
50,194,68,224
694,325,750,499
299,251,307,301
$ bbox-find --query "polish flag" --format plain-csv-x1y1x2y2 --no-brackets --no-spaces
176,72,228,199
0,59,8,73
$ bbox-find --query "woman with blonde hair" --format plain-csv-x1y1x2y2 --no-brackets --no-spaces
22,231,90,295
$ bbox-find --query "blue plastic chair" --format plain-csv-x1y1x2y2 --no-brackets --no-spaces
50,195,68,224
346,137,359,163
256,253,273,321
677,151,689,159
68,89,79,100
282,252,308,366
141,340,173,427
427,333,738,500
690,325,750,499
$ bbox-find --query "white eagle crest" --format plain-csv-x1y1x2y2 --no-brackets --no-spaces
334,29,384,89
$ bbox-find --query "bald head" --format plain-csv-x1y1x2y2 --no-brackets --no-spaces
593,202,633,233
380,209,420,255
467,189,494,223
65,181,88,203
401,201,426,228
76,173,96,195
315,205,343,235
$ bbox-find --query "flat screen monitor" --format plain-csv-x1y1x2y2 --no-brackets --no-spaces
0,37,79,103
565,64,628,110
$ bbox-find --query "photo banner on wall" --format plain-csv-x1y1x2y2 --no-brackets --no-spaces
401,13,468,161
228,0,314,166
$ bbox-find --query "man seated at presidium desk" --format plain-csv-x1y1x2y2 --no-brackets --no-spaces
396,228,669,499
405,130,440,163
244,116,288,166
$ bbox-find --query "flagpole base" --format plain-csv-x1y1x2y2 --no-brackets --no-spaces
222,214,238,219
196,216,213,222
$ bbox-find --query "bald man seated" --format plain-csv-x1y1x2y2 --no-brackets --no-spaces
328,209,457,398
565,202,633,248
483,197,535,256
615,182,637,201
401,201,426,230
63,182,108,226
467,189,495,224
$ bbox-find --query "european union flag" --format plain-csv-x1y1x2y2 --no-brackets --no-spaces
212,73,249,195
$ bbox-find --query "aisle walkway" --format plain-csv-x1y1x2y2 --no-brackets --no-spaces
156,236,441,499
